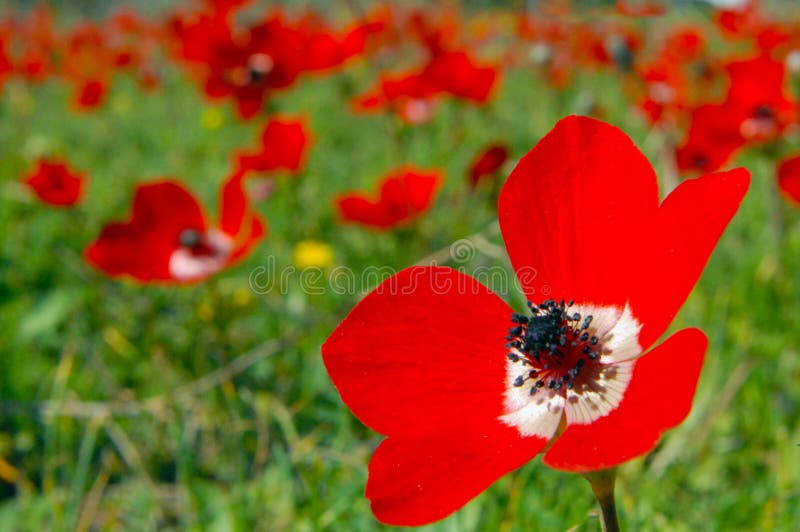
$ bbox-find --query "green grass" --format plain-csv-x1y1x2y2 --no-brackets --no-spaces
1,17,800,532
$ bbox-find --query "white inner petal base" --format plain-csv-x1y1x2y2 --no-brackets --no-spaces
499,302,643,437
169,229,234,281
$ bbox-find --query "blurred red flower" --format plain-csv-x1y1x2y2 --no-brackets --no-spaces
336,167,441,229
676,104,746,173
724,54,796,141
677,53,796,173
353,49,498,124
60,22,112,110
171,6,373,118
322,116,750,525
468,143,509,187
10,5,58,83
86,172,264,283
23,159,86,207
778,154,800,205
236,116,311,175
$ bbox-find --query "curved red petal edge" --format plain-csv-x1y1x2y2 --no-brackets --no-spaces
322,266,513,437
367,428,548,526
632,167,750,349
498,115,659,308
778,155,800,205
542,328,707,472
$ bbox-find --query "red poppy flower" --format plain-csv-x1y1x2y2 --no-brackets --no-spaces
10,5,58,83
352,71,440,124
236,116,311,175
777,154,800,205
723,54,796,141
60,21,116,111
676,104,746,173
421,50,498,103
336,167,441,230
468,143,509,187
171,6,368,119
22,159,86,207
353,48,498,124
323,116,749,525
86,172,265,283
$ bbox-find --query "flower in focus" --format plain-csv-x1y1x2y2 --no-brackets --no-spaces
85,171,264,283
293,240,334,269
237,116,310,176
777,154,800,205
22,158,86,207
322,116,749,525
336,167,441,230
468,143,509,187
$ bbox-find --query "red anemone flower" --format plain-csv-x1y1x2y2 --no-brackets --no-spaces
85,172,264,283
676,104,746,173
322,116,749,526
777,154,800,205
353,48,498,124
336,167,441,230
468,143,509,187
236,116,311,175
23,159,86,207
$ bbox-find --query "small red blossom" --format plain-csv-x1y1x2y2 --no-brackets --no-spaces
170,6,369,119
236,116,311,175
323,116,750,525
23,159,86,207
353,48,499,124
85,172,264,283
468,143,509,187
336,167,441,230
676,104,746,173
777,154,800,205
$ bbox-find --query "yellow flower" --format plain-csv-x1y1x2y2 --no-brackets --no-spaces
293,241,334,269
200,107,225,130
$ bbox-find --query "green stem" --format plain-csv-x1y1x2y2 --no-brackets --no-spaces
583,468,620,532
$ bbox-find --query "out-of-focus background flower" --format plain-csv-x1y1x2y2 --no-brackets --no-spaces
1,0,799,529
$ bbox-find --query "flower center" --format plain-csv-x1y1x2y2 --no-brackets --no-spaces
170,229,234,281
506,299,601,396
179,228,204,250
500,301,642,437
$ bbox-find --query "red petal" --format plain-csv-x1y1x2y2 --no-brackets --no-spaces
86,180,206,281
23,159,85,207
219,170,247,237
498,115,659,307
402,168,440,211
632,168,750,348
543,327,707,472
778,154,800,205
367,428,547,526
322,266,513,436
336,195,391,228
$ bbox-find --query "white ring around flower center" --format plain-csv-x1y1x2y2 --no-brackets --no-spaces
499,302,642,438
